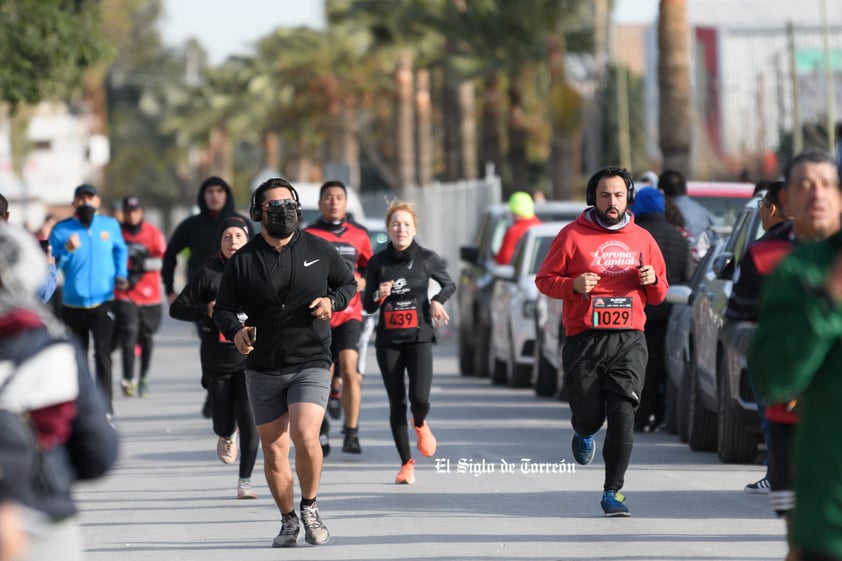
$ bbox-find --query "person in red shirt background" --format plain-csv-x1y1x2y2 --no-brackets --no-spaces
495,191,542,264
305,181,373,456
535,166,668,517
113,196,167,397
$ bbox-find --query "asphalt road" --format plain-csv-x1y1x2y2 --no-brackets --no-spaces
76,316,787,561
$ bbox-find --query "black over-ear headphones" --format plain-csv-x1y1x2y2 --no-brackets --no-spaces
249,177,301,221
585,166,635,206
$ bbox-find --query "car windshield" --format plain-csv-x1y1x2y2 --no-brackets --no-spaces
300,208,320,227
692,196,752,229
528,236,554,275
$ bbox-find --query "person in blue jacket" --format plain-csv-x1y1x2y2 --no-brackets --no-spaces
49,184,128,415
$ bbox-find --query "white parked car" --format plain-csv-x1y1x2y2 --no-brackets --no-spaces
489,221,571,388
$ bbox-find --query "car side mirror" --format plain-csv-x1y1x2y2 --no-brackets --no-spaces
490,264,515,281
665,285,692,305
712,252,734,279
460,245,479,263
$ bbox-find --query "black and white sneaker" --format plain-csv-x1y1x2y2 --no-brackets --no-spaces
273,512,300,548
342,428,362,454
744,477,771,494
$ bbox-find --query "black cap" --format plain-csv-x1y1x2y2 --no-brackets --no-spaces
74,183,98,198
123,195,142,211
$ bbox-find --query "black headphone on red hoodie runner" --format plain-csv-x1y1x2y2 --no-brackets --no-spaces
585,166,635,206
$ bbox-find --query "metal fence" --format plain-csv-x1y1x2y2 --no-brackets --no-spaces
360,174,502,326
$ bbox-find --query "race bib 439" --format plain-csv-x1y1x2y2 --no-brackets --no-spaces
383,298,419,329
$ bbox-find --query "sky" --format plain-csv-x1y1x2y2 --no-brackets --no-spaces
160,0,660,65
160,0,327,65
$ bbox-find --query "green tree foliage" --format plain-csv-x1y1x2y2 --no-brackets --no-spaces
0,0,112,105
101,0,191,221
599,65,648,171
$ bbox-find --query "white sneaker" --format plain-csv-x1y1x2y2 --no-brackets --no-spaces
237,478,257,499
217,432,238,464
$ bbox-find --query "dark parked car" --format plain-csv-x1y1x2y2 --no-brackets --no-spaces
673,194,767,463
458,201,586,377
663,237,725,440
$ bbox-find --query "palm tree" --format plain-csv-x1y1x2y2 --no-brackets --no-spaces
434,0,590,196
658,0,692,175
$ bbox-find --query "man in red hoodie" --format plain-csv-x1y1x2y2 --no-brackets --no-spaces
495,191,541,265
114,196,167,398
535,166,668,517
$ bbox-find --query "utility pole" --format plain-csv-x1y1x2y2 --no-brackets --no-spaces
616,65,632,170
758,73,767,156
821,0,836,152
788,21,803,154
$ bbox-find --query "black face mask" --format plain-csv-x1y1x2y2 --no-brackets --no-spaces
263,200,299,239
76,204,96,227
122,220,142,235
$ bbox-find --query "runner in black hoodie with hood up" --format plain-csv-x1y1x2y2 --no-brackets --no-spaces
162,176,253,418
162,176,253,305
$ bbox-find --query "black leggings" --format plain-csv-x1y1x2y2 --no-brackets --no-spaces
636,319,667,431
563,331,646,492
206,372,259,479
376,343,433,464
572,393,635,492
113,301,162,382
61,302,116,414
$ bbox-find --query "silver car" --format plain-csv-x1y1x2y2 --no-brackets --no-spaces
663,237,725,440
458,201,586,378
532,290,566,399
488,222,570,387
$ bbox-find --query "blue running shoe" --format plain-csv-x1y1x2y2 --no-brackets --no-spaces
571,432,595,465
601,490,630,517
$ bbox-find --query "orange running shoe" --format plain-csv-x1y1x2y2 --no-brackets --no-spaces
395,459,415,484
414,421,437,457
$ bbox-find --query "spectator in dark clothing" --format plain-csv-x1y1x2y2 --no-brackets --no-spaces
723,180,793,496
631,187,693,432
659,170,714,253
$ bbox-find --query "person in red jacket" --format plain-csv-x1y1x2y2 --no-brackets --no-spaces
495,191,541,264
535,166,668,517
305,180,373,456
113,196,167,397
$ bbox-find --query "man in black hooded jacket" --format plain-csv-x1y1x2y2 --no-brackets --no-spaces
162,176,253,417
162,176,253,304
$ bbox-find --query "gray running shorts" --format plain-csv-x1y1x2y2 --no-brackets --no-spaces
245,367,330,425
